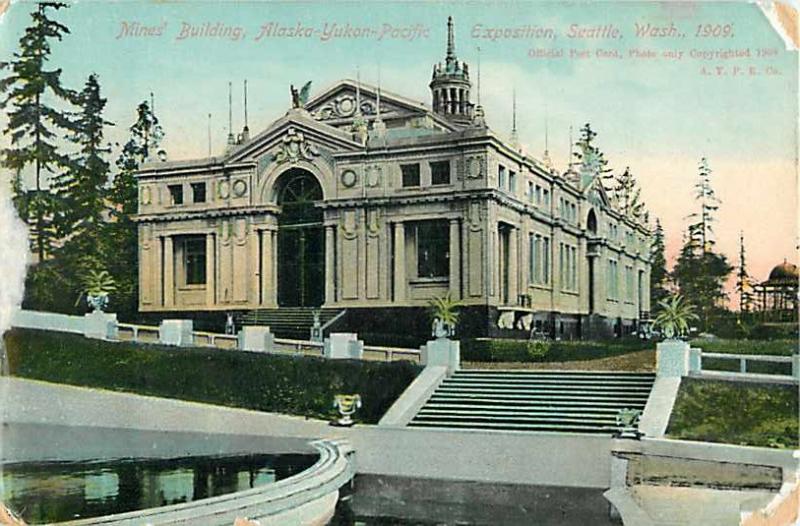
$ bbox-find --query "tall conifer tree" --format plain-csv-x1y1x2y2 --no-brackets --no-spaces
106,98,164,316
0,1,76,261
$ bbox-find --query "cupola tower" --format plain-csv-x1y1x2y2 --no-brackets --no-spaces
430,17,472,125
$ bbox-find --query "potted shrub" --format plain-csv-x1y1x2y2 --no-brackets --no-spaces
653,294,699,377
428,293,464,339
80,270,117,313
653,294,698,340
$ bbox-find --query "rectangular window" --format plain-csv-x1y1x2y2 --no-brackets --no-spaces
168,184,183,205
416,220,449,278
542,236,550,284
509,171,517,193
529,234,539,284
535,185,542,205
527,181,534,202
543,188,551,208
607,259,619,299
401,163,420,187
430,160,451,185
191,182,206,203
626,265,634,301
183,236,206,285
498,165,507,190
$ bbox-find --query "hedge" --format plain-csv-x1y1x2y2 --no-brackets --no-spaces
460,338,653,363
3,328,421,424
667,378,799,449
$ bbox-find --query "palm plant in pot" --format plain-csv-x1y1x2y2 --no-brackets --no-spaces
81,270,117,312
653,294,698,340
428,293,464,338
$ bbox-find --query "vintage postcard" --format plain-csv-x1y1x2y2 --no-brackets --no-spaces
0,1,798,525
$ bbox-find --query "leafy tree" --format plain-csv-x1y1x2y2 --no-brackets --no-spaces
106,98,164,317
573,123,612,192
649,218,670,312
0,1,76,261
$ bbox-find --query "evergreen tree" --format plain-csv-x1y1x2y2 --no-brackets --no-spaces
736,231,753,313
573,123,612,192
649,218,669,312
688,157,719,252
106,98,164,316
671,158,732,331
0,1,76,261
56,73,114,288
612,166,645,218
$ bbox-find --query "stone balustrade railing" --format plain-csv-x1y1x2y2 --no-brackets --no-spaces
10,309,420,364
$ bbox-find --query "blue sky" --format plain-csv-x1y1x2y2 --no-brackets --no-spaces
1,0,797,289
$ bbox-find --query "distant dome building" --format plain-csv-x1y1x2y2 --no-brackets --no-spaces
753,259,798,322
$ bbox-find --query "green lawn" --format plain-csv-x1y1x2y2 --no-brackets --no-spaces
667,378,799,449
3,328,420,424
461,338,653,364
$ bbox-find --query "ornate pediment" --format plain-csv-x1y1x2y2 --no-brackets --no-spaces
305,81,429,126
226,111,363,165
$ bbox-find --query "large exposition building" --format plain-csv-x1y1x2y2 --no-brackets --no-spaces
135,18,652,342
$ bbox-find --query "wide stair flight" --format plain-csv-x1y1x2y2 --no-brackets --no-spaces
237,308,345,340
409,370,656,434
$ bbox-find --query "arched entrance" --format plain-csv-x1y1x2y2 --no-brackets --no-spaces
275,168,325,307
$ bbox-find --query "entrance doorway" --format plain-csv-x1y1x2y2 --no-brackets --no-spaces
275,169,324,307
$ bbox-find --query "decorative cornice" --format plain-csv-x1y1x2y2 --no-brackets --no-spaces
135,204,280,223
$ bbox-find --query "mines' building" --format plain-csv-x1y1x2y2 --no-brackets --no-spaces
135,18,652,342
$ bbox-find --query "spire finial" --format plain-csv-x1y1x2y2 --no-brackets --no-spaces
207,113,212,156
543,112,553,170
241,79,250,142
355,66,361,115
227,82,235,146
477,46,481,105
446,16,456,63
510,88,519,148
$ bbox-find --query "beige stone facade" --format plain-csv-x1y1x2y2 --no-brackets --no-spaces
136,19,651,339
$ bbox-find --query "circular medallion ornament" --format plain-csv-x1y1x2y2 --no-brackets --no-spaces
218,180,231,199
341,169,358,188
336,96,356,117
232,179,248,197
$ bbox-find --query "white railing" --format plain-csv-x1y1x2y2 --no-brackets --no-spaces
12,309,421,364
364,344,421,363
699,351,798,383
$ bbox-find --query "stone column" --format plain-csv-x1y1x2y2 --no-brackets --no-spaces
205,233,215,307
163,235,174,308
325,225,336,305
508,227,518,305
261,229,274,307
394,222,406,302
271,230,278,306
449,219,461,299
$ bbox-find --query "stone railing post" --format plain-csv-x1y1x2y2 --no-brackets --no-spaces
324,333,363,360
159,319,194,347
656,339,691,377
238,326,275,353
83,311,119,341
421,337,460,376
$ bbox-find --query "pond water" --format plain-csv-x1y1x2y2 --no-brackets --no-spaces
0,453,316,524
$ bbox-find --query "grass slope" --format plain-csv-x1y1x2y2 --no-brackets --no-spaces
667,378,799,449
3,328,420,424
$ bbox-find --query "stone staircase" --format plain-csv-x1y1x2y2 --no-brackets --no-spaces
409,370,655,434
236,308,345,340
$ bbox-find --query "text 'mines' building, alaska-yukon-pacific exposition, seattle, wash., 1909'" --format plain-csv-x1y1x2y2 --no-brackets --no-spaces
134,17,652,343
